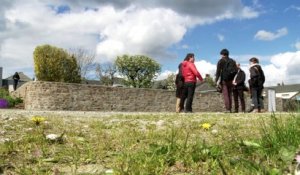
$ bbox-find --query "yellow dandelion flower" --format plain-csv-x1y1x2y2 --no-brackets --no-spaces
31,116,45,125
201,123,211,130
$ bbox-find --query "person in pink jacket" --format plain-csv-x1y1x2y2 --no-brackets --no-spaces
179,53,203,113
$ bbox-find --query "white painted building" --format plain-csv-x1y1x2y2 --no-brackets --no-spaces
266,84,300,100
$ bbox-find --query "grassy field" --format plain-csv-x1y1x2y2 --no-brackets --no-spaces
0,110,300,174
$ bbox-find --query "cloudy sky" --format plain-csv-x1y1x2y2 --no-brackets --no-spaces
0,0,300,86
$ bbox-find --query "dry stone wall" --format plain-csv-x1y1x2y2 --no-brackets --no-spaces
23,81,282,112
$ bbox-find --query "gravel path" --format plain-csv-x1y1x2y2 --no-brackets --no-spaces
0,109,291,120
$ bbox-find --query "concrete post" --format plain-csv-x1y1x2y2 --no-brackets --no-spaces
268,89,276,112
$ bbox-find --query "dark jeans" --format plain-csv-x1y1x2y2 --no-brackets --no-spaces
233,88,245,112
180,82,196,112
222,80,233,111
13,80,18,91
251,88,263,109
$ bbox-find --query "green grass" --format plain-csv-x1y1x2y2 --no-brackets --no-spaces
0,112,299,174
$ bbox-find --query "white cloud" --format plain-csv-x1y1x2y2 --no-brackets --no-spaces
231,54,267,63
285,5,300,12
96,8,189,62
0,0,259,78
241,6,259,18
294,41,300,50
217,34,225,42
57,0,259,19
270,52,293,67
194,60,216,78
294,6,300,11
270,51,300,76
156,70,174,80
254,27,288,41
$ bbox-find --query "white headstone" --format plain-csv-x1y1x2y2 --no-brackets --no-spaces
268,89,276,112
9,85,14,92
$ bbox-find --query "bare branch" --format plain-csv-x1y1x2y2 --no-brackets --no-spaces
69,48,96,79
95,62,117,86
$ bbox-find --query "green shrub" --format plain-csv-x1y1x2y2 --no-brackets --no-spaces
33,44,81,83
0,88,23,107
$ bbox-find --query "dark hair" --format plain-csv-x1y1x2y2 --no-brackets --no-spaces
220,49,229,56
178,63,182,69
249,57,259,63
184,53,194,61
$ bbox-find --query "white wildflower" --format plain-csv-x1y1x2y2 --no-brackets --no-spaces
105,169,114,174
46,134,59,141
211,129,218,135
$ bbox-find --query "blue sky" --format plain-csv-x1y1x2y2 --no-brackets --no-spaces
0,0,300,86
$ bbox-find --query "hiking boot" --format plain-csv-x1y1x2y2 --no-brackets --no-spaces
247,107,254,113
260,109,266,113
184,110,193,113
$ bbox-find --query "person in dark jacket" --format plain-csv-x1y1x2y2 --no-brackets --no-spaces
175,63,184,113
12,72,20,91
248,57,265,113
179,53,203,113
232,63,246,113
215,49,237,113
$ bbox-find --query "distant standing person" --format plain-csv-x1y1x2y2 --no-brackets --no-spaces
179,53,203,113
215,49,238,113
232,63,246,113
249,57,265,113
175,63,184,113
13,72,20,91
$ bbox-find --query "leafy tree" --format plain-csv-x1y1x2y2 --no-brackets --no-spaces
69,48,96,79
115,55,161,88
95,63,117,86
165,73,176,90
204,74,216,87
61,55,81,83
153,73,176,90
33,44,81,83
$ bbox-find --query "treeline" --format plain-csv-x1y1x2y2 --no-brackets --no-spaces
33,44,161,88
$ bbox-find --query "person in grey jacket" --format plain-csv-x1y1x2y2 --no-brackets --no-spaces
248,57,265,113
